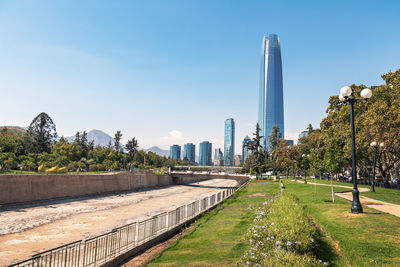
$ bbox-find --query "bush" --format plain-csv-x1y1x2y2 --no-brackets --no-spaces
68,161,79,172
57,166,68,173
38,165,47,172
46,166,58,173
240,193,326,266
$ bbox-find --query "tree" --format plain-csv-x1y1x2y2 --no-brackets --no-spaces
27,112,57,153
114,131,122,152
243,123,265,175
268,125,281,153
125,137,138,160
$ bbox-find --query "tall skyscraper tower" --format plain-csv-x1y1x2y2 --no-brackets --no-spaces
258,34,284,148
199,141,212,166
224,118,235,166
183,143,196,163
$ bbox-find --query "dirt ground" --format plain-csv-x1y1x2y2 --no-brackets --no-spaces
0,179,237,266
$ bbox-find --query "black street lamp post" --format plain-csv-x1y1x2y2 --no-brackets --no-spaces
370,142,384,192
339,86,372,214
370,141,378,192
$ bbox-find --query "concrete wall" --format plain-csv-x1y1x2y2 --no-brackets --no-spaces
0,172,173,205
171,173,248,184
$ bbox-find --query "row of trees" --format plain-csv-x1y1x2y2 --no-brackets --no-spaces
0,113,187,172
244,69,400,182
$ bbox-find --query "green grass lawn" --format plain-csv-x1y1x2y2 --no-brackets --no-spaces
295,177,370,189
282,181,400,266
147,183,274,266
148,181,400,266
362,187,400,205
302,178,400,205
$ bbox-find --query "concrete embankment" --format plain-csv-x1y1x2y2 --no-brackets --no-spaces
0,172,206,205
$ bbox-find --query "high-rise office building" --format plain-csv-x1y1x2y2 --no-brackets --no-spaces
183,143,196,163
242,136,252,162
199,141,212,166
258,34,284,148
214,148,223,160
224,118,235,166
169,144,181,160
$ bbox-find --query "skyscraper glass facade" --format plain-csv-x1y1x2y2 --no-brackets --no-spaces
169,145,181,160
214,148,223,160
242,136,252,162
224,118,235,166
258,34,284,148
199,141,212,166
183,143,196,163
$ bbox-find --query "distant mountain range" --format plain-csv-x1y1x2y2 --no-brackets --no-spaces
143,146,170,157
64,129,114,147
0,126,27,134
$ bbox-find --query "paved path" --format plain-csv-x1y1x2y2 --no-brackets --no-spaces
295,180,400,218
0,179,237,266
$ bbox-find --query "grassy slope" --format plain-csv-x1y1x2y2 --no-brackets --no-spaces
148,181,400,266
282,181,400,266
147,183,273,266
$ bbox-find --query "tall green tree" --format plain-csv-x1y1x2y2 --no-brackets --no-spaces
125,137,138,160
114,131,122,152
27,112,57,153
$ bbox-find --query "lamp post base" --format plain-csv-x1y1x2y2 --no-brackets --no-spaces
351,189,363,213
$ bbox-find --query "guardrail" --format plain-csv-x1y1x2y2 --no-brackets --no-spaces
9,185,244,267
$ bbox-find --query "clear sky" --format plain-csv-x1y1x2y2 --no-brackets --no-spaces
1,0,399,155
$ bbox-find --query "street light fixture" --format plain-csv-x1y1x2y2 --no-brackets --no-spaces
370,141,378,192
339,85,372,213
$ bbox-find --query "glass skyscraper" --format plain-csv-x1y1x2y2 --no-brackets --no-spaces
199,141,212,166
169,144,181,160
214,148,223,160
242,136,252,162
224,118,235,166
183,143,196,163
258,34,284,148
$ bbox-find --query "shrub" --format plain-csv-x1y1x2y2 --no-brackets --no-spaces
57,166,68,173
240,193,326,266
68,161,79,172
46,166,58,173
38,165,47,172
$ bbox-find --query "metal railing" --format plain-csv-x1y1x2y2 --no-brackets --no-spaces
9,185,243,267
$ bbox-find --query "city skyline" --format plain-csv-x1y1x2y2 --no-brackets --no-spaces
1,1,399,152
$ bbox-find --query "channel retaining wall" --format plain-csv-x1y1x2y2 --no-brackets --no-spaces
0,172,174,205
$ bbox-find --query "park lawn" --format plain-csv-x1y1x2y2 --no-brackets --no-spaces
147,182,275,266
297,177,370,189
305,178,400,205
283,181,400,266
362,187,400,205
148,181,400,266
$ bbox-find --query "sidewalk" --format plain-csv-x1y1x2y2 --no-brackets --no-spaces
295,180,400,218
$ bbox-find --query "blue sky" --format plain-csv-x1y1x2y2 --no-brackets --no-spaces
1,0,399,154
